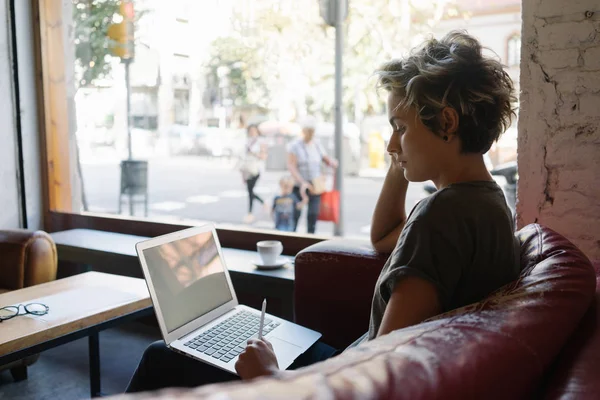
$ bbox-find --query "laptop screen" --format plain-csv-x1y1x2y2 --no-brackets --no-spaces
142,230,233,333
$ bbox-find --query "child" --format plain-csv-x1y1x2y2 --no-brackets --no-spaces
272,176,308,232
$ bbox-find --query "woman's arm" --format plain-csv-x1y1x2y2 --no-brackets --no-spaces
377,276,441,337
322,154,338,169
258,142,268,160
370,163,409,253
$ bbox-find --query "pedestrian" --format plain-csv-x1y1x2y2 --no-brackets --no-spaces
286,118,338,234
238,124,268,224
272,175,309,232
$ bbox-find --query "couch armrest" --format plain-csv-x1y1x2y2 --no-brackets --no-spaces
294,239,389,349
542,262,600,399
0,230,57,290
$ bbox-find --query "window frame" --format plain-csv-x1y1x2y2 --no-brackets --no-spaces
32,0,325,254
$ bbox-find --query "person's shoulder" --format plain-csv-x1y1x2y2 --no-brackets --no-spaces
287,138,302,152
411,181,507,225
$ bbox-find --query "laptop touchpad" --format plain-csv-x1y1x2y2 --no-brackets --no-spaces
269,337,302,368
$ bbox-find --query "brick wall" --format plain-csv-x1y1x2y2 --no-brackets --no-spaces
517,0,600,260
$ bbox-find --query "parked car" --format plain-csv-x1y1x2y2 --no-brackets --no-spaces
76,126,116,148
216,128,247,159
167,124,196,155
167,125,246,158
167,125,214,156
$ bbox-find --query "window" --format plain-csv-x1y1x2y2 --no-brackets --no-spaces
36,0,521,245
507,34,521,67
173,89,190,125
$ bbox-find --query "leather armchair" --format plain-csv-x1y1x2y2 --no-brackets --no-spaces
0,229,57,381
113,224,598,399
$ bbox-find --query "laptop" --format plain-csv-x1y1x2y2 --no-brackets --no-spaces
135,224,321,374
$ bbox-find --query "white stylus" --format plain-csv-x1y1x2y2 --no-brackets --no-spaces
258,298,266,340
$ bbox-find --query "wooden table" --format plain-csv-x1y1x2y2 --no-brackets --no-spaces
0,272,152,397
50,229,296,318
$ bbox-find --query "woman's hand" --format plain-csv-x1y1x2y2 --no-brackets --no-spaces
304,182,315,195
235,338,279,380
324,156,338,169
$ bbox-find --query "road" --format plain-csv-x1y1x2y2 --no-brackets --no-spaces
80,154,426,238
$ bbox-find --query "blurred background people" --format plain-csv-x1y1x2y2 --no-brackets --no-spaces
287,118,338,234
272,176,308,232
239,124,268,224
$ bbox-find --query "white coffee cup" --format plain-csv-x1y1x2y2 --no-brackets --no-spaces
257,240,283,265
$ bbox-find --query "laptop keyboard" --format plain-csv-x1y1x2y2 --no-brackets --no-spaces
183,310,281,363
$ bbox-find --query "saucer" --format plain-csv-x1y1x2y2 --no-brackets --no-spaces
253,257,289,270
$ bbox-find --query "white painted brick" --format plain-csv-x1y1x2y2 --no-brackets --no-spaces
537,21,596,49
519,0,600,261
538,49,580,69
558,113,600,127
536,0,600,18
556,167,600,193
583,46,600,69
540,214,600,258
579,92,600,115
551,191,600,218
555,92,580,118
555,71,600,94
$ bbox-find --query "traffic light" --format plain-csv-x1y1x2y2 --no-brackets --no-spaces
319,0,348,27
107,0,135,60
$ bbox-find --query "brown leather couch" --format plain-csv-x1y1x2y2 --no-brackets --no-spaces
113,224,598,399
0,229,57,381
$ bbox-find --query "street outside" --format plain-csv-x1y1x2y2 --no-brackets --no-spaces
69,0,521,240
80,147,427,238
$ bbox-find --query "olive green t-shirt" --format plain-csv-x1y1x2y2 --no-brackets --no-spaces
350,181,520,348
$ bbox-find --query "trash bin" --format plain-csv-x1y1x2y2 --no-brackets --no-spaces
119,160,149,216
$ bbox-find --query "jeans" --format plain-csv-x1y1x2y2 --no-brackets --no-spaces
292,186,321,234
276,223,295,232
246,174,264,213
126,340,338,393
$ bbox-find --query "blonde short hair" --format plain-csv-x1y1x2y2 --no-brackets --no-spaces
375,31,517,153
279,175,295,186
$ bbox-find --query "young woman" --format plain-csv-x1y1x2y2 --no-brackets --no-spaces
126,31,521,392
240,125,268,224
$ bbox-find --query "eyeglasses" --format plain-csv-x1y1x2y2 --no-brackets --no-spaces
0,303,49,322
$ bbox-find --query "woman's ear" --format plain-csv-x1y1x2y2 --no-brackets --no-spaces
440,107,459,138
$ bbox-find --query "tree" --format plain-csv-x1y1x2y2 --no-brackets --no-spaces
206,0,455,121
206,36,270,109
73,0,121,88
71,0,148,211
73,0,149,87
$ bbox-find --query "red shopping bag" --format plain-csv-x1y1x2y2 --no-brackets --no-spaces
318,189,340,223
